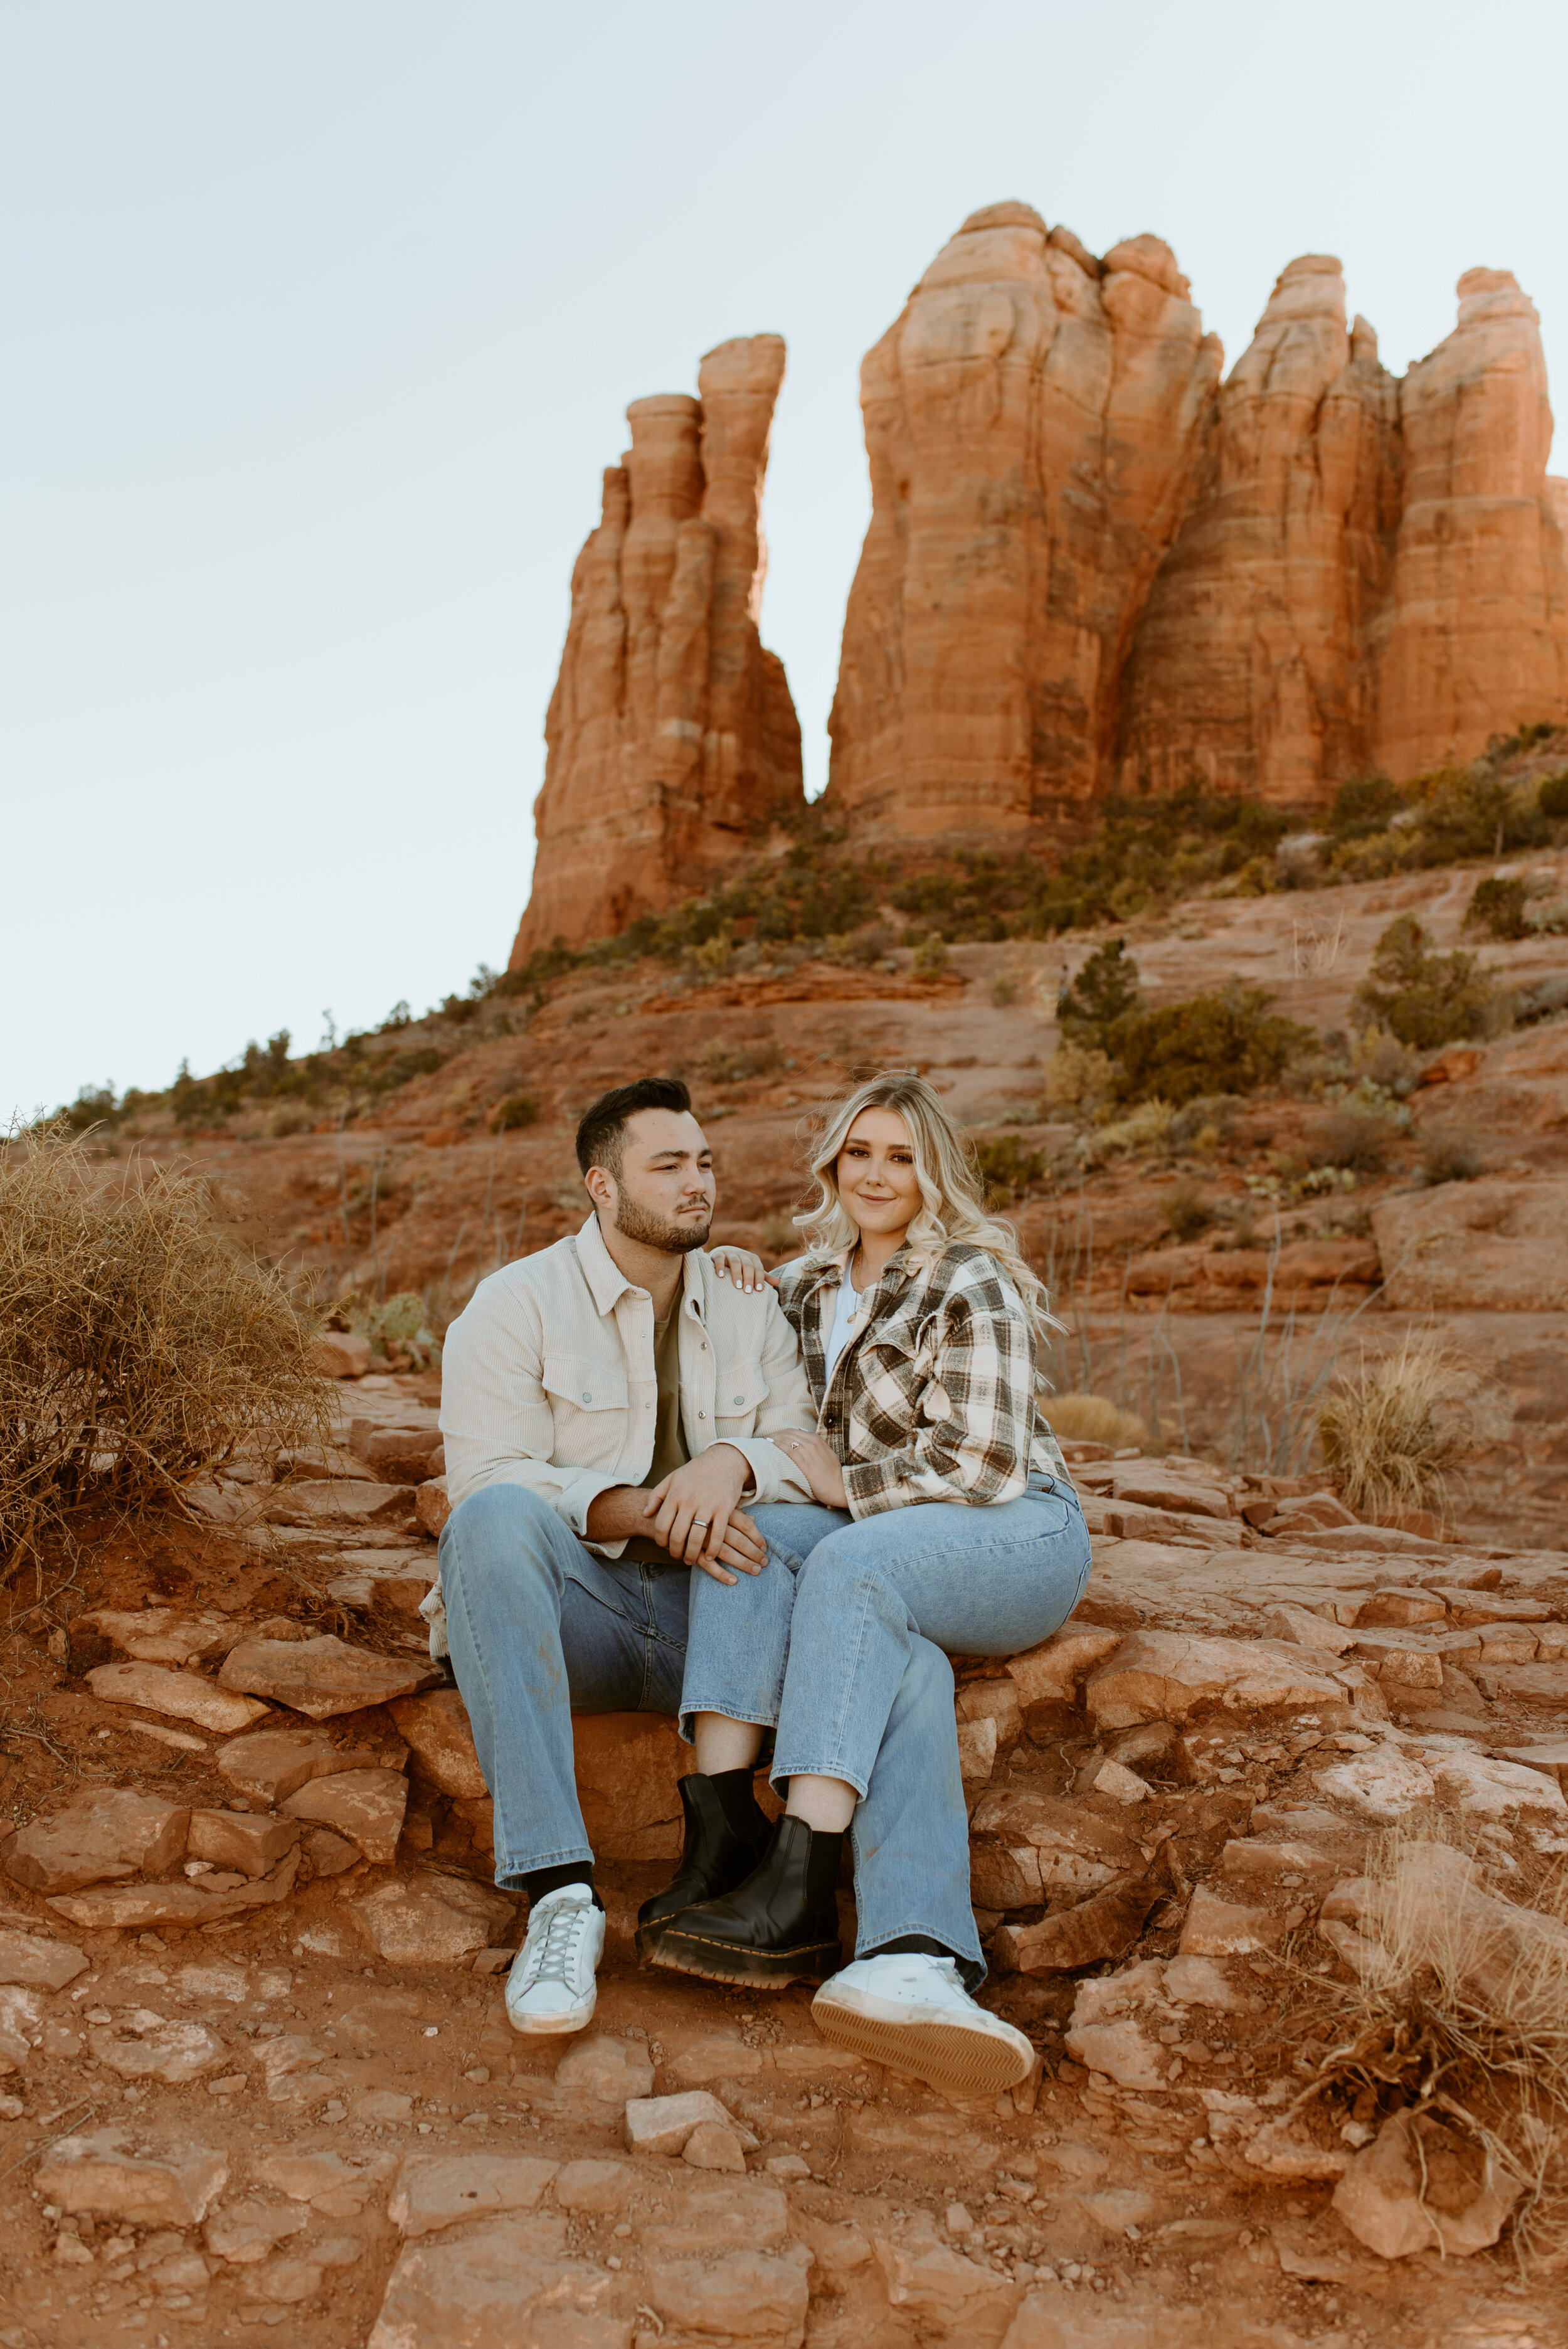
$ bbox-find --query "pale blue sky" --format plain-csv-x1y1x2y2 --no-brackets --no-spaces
6,0,1565,1116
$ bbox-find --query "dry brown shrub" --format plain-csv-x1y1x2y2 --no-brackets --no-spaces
0,1127,331,1567
1316,1334,1476,1523
1267,1827,1568,2265
1045,1392,1147,1450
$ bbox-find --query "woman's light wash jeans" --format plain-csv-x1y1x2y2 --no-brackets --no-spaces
678,1478,1092,1983
439,1483,691,1884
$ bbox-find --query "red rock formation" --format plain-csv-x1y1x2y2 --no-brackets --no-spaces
512,337,801,958
824,203,1222,841
1117,257,1402,802
1377,270,1568,777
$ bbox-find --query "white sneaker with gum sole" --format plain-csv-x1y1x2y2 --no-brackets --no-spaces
506,1882,604,2036
811,1951,1035,2094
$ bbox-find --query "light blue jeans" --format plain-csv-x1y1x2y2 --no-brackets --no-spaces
438,1483,691,1881
677,1477,1093,1981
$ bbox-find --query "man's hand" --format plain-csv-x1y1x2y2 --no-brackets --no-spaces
644,1448,760,1583
583,1449,767,1585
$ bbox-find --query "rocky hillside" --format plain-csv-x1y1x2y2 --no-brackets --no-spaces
1,1372,1565,2346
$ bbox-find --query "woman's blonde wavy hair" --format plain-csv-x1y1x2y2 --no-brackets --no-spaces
792,1072,1059,1347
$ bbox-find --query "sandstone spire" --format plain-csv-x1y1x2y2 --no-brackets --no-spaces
1116,255,1402,800
823,203,1222,841
511,336,802,959
1376,269,1568,775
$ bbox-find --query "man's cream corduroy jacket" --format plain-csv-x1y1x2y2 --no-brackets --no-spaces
438,1215,815,1552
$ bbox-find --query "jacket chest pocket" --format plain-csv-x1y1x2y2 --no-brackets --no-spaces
714,1369,770,1427
542,1355,628,1428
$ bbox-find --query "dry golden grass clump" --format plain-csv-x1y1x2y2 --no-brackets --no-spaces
1045,1392,1147,1450
1316,1333,1476,1524
0,1127,332,1566
1289,1830,1568,2262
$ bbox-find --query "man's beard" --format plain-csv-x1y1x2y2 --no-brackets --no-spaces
611,1190,712,1254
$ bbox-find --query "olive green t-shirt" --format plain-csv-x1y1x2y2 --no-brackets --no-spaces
620,1306,692,1567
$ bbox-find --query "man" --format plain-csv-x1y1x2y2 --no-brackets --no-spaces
435,1076,815,2035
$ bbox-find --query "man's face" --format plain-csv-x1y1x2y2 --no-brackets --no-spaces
597,1108,716,1253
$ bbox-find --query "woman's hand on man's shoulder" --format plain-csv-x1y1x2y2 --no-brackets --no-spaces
709,1244,781,1296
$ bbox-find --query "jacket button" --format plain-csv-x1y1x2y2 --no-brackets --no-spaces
698,1410,707,1420
581,1391,591,1403
733,1394,744,1406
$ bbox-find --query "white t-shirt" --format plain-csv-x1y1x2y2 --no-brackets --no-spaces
822,1271,866,1384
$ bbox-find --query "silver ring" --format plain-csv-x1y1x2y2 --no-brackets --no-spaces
693,1519,711,1529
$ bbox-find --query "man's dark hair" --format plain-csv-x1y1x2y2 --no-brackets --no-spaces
575,1077,693,1180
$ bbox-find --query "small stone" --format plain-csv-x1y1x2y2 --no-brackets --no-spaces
216,1727,381,1805
313,1332,373,1378
1314,1751,1436,1821
46,1847,299,1931
553,2032,654,2111
86,1662,270,1734
659,2032,765,2088
946,2202,974,2234
36,2134,228,2226
257,2148,395,2215
283,1769,408,1865
80,1608,241,1665
1179,1888,1288,1958
764,2153,813,2181
302,1826,361,1877
3,1790,190,1894
349,1876,516,1966
647,2249,810,2344
388,2151,559,2237
264,1479,416,1529
682,2120,746,2171
415,1478,452,1540
350,2088,415,2125
553,2157,633,2214
1429,1752,1567,1819
204,2205,311,2264
625,2088,750,2158
219,1634,438,1720
0,1926,89,1989
187,1809,301,1879
366,2213,575,2347
1333,2109,1520,2257
387,1690,488,1800
1083,1758,1149,1805
89,2005,228,2083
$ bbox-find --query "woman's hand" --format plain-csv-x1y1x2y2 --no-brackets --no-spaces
773,1428,848,1512
709,1246,780,1296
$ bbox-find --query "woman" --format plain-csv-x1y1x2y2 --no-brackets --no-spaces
637,1072,1092,2095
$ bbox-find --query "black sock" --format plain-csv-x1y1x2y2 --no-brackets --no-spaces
708,1766,768,1838
864,1933,961,1963
522,1863,602,1912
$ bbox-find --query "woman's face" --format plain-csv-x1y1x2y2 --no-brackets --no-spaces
835,1106,921,1240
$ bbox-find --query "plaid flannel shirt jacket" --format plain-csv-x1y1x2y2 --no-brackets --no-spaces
774,1242,1072,1517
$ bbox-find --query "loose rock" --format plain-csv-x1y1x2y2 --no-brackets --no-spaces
219,1632,439,1719
388,2151,559,2237
388,1689,488,1799
86,1660,270,1733
283,1767,409,1864
1333,2109,1521,2257
187,1806,301,1877
349,1873,516,1964
0,1925,89,1989
36,2134,228,2225
3,1788,189,1894
217,1725,381,1803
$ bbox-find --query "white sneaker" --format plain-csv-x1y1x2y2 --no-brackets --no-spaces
505,1883,605,2036
811,1951,1035,2095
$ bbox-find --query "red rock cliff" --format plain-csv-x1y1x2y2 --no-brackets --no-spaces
1377,269,1568,777
1116,257,1402,802
512,337,802,959
824,203,1222,842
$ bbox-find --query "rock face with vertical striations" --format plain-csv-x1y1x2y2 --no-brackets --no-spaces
511,336,802,956
1376,268,1568,778
1116,256,1402,802
825,203,1222,842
